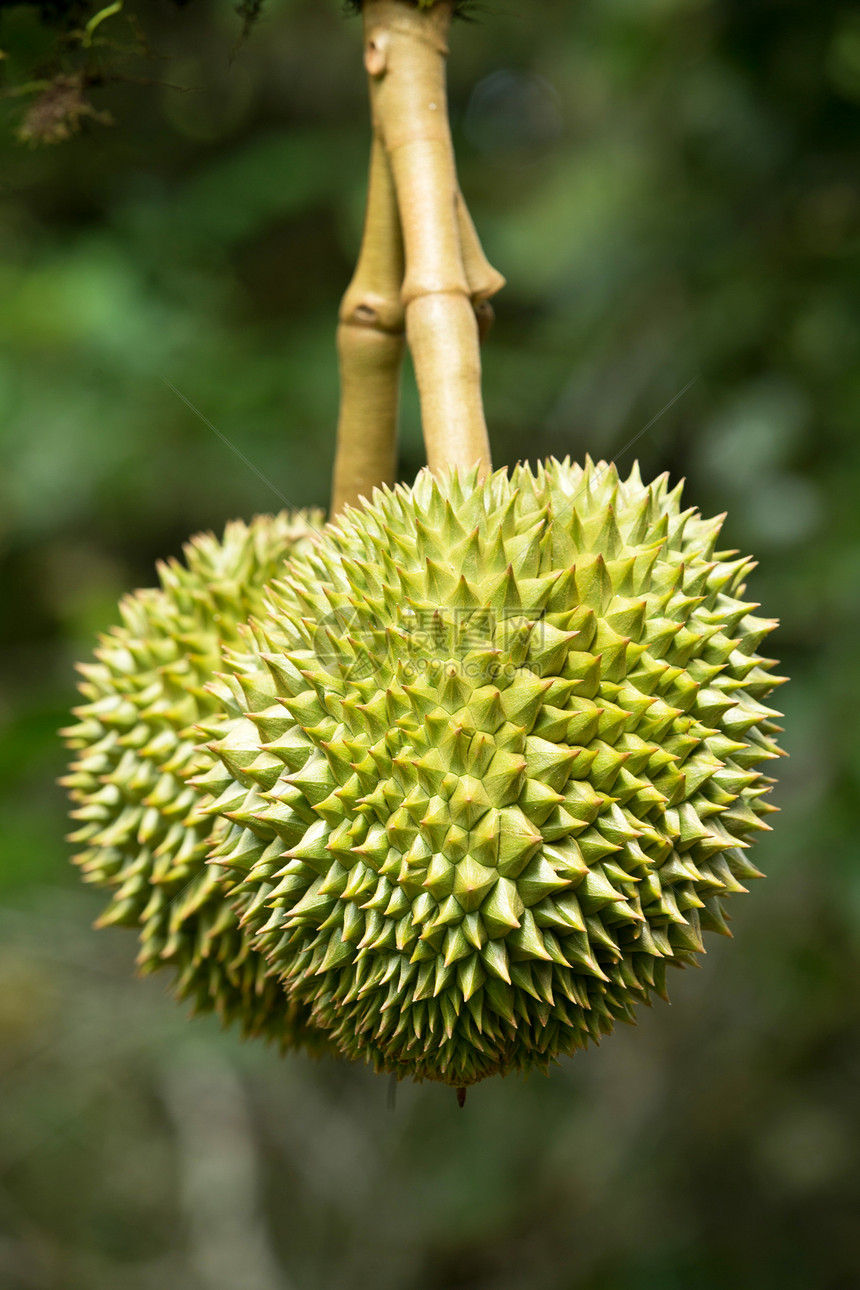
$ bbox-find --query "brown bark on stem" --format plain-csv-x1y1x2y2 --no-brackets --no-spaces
331,134,406,516
363,0,495,481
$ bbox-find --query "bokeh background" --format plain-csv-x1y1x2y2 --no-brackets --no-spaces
1,0,859,1286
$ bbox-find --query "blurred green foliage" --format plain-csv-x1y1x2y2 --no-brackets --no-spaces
1,0,859,1286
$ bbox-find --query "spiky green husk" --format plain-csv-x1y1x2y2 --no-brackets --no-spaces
204,459,784,1086
62,511,331,1048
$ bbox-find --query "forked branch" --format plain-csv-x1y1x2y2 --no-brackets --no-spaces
363,0,502,480
331,0,505,508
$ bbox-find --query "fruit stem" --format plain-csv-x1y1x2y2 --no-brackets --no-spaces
332,134,406,515
362,0,500,481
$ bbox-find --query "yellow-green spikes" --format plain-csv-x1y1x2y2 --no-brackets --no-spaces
62,510,330,1049
205,459,784,1086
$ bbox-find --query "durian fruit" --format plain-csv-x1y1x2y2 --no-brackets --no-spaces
62,511,330,1046
203,458,784,1086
